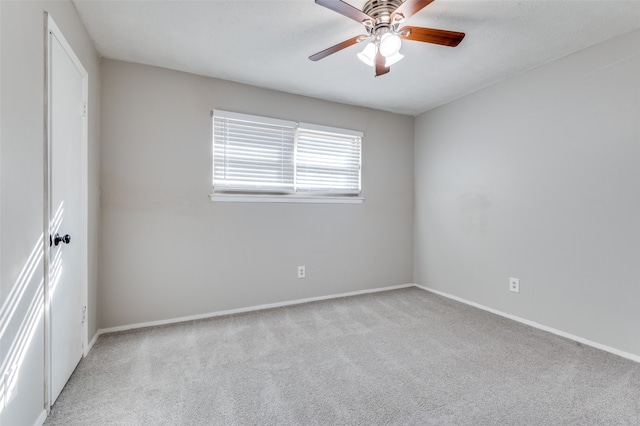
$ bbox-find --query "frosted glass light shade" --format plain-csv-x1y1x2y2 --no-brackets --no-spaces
357,42,377,67
384,52,404,67
379,33,401,57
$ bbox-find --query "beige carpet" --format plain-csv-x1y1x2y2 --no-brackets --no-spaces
45,287,640,425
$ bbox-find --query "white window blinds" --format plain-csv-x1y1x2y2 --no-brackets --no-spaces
296,123,362,195
213,110,296,193
213,110,362,196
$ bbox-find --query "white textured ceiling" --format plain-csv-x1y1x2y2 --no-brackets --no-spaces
72,0,640,116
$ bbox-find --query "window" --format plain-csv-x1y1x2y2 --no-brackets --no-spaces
212,110,362,203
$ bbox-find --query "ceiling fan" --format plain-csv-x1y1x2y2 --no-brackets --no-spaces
309,0,465,77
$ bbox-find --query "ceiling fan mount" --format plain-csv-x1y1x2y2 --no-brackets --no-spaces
309,0,465,77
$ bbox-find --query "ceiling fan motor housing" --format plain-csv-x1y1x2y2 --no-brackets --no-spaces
362,0,404,39
363,0,404,24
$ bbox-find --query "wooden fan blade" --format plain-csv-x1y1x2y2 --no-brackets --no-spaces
315,0,373,24
399,26,465,47
375,50,390,77
390,0,435,23
309,35,365,61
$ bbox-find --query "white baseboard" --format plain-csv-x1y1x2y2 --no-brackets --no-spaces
96,283,415,337
85,331,99,355
415,285,640,364
33,409,47,426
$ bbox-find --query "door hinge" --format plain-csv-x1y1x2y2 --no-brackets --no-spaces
82,101,88,118
81,306,87,324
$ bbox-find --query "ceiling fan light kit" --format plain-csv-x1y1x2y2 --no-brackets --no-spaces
356,39,403,68
310,0,465,77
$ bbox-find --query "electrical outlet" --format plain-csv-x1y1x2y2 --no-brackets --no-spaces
509,277,520,293
297,266,305,279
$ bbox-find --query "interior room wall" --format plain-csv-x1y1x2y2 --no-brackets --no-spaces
414,28,640,357
0,1,100,424
99,59,414,329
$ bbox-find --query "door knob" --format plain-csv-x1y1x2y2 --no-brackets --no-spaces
53,233,71,246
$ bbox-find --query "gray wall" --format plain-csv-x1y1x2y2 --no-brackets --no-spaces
0,1,100,424
100,59,414,329
414,28,640,357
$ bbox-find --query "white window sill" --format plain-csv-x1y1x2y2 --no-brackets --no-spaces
209,193,364,204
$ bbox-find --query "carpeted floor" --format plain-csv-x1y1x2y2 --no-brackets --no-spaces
45,287,640,425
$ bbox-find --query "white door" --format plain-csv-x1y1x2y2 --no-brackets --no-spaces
47,16,88,405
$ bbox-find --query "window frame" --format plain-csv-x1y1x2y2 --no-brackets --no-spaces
211,110,364,204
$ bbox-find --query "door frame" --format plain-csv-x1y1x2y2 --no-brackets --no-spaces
43,12,89,412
